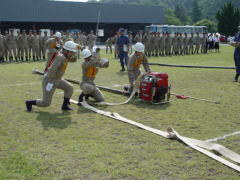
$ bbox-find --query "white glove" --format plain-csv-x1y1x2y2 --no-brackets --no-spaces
46,83,53,92
32,69,38,74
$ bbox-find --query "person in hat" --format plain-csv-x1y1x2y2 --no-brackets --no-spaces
127,42,151,91
25,41,79,111
45,32,63,60
116,28,130,71
230,25,240,82
0,30,6,63
78,48,109,102
39,31,48,60
5,29,18,62
17,30,29,61
127,31,133,54
87,30,97,52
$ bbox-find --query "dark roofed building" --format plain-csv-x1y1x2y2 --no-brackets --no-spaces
0,0,165,39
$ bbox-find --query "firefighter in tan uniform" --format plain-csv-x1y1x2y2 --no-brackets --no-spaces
165,32,171,56
87,30,97,51
194,32,201,54
188,33,194,54
105,37,113,54
45,32,63,61
172,33,178,55
25,41,79,111
127,42,151,90
182,33,189,55
160,33,166,56
128,31,133,54
143,32,151,56
5,29,18,62
16,31,21,61
78,48,109,102
113,32,120,59
32,30,40,61
18,30,29,61
28,30,34,60
39,31,48,60
134,30,143,43
0,30,6,62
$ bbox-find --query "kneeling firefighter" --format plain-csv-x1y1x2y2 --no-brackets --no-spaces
127,42,151,91
78,48,109,102
25,41,79,111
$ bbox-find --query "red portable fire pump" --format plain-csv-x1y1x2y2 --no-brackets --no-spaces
139,72,170,103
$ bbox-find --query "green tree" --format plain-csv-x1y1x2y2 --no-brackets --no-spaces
216,1,240,36
194,18,217,33
165,8,181,25
192,1,202,22
174,4,191,24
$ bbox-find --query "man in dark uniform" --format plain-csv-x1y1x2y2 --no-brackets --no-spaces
116,28,130,72
230,25,240,82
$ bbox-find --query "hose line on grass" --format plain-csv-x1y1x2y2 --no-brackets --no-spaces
149,63,235,69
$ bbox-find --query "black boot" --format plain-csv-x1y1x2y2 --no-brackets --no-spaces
78,93,85,103
234,74,239,82
25,100,36,112
61,97,73,110
120,65,125,72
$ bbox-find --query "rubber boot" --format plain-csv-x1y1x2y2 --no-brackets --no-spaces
61,97,72,110
25,100,37,112
120,65,125,72
78,93,85,103
234,74,239,82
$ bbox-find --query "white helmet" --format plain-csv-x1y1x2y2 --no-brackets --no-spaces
55,32,61,38
133,42,145,53
82,49,92,59
63,41,78,52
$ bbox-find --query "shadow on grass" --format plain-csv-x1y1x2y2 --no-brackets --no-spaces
116,71,128,76
132,98,171,110
35,111,72,129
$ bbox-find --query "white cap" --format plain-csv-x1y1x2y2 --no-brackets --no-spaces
133,42,145,53
63,41,78,52
55,32,61,38
82,49,92,58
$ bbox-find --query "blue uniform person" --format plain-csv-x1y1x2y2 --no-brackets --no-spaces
116,28,130,71
230,25,240,82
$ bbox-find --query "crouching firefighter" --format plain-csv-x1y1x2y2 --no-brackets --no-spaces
78,48,109,103
25,41,79,111
126,42,151,92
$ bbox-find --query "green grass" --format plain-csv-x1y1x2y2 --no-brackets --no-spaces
0,46,239,179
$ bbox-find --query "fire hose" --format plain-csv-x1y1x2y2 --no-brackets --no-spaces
32,69,240,172
69,99,240,172
32,69,219,104
149,63,235,69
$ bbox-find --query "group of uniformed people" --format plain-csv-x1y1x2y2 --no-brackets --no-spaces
0,29,97,63
106,30,218,58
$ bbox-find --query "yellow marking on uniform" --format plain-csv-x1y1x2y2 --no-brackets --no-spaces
60,61,68,72
50,42,56,49
86,67,98,78
134,57,144,68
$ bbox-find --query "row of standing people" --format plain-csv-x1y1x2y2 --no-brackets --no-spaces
106,31,220,57
0,29,97,63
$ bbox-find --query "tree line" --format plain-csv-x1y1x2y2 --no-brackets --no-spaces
89,0,240,36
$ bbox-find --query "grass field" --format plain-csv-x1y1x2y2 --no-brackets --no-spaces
0,46,239,180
